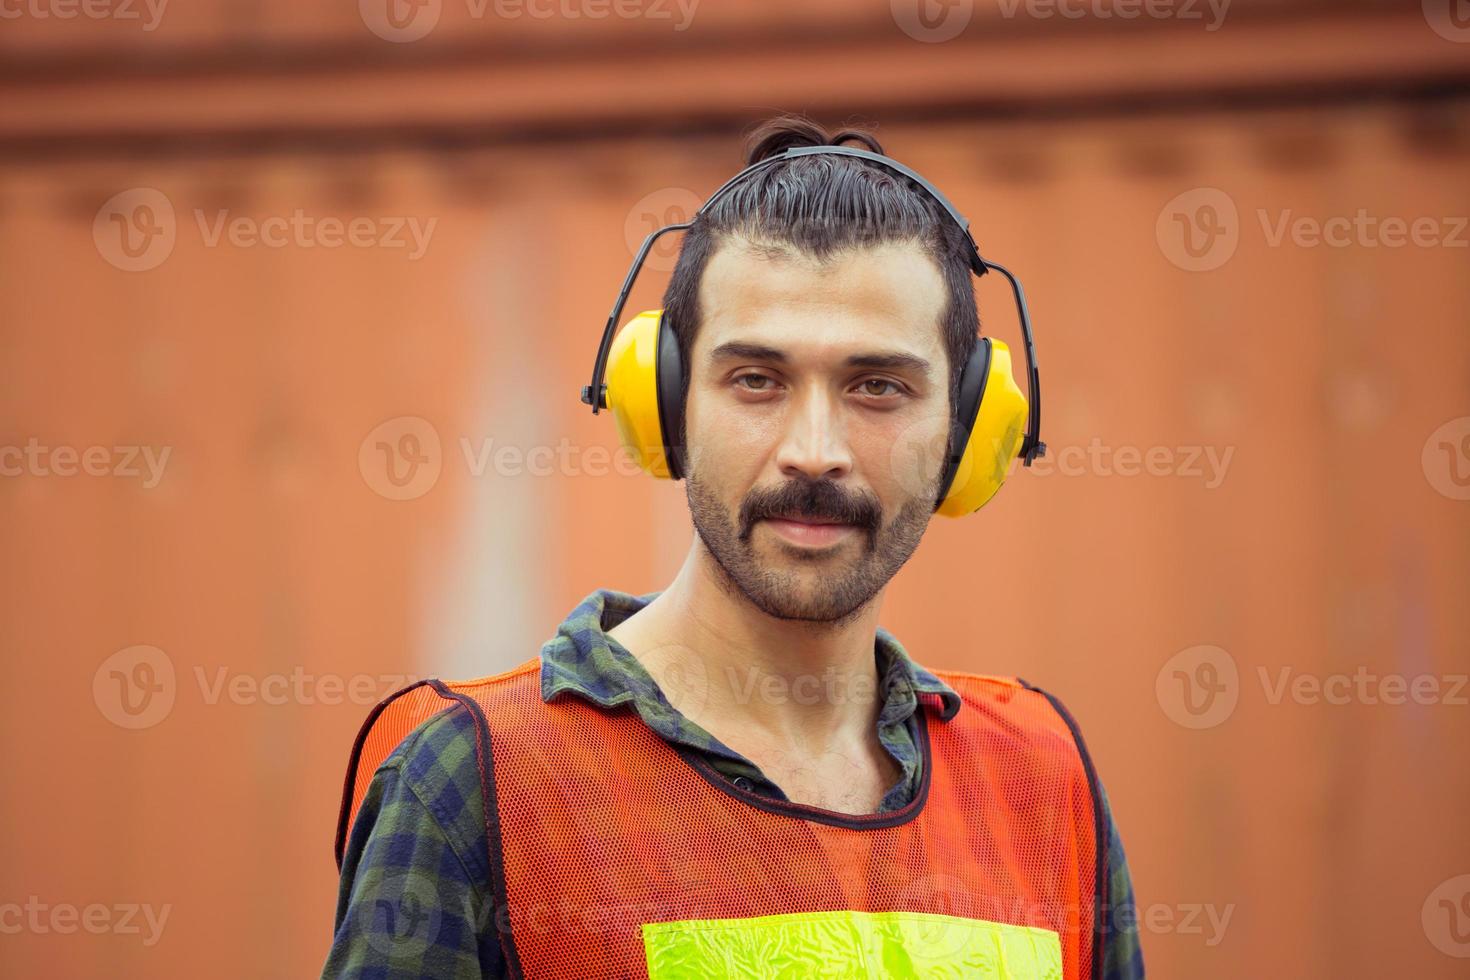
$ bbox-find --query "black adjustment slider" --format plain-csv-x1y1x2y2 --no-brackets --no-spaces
580,384,607,410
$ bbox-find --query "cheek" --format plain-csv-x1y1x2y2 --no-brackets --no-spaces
868,413,950,501
683,396,777,484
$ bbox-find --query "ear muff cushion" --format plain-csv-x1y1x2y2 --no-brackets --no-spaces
934,338,992,510
936,338,1030,517
655,311,686,481
605,309,676,479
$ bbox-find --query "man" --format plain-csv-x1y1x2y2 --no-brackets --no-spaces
324,115,1144,979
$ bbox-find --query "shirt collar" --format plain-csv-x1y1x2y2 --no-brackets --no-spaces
539,587,962,729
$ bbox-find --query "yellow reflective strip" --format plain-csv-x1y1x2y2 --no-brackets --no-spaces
642,908,1062,979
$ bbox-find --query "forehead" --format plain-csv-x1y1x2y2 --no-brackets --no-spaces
693,238,948,364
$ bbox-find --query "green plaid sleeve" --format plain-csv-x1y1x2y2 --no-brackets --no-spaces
1099,782,1146,979
322,705,505,980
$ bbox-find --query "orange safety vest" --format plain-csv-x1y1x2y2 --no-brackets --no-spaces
336,659,1107,979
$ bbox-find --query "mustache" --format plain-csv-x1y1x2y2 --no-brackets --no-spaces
738,478,881,540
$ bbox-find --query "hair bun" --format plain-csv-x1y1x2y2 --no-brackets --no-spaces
744,113,885,165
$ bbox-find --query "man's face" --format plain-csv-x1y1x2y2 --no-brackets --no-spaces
682,238,953,625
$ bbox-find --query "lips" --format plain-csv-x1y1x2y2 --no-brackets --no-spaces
761,515,857,548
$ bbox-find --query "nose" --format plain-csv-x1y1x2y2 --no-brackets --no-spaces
773,385,853,483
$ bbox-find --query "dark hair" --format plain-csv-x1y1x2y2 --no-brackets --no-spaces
660,113,980,476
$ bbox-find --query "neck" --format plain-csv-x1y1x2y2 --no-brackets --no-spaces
610,537,887,749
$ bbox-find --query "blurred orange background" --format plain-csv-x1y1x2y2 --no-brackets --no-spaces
2,1,1468,977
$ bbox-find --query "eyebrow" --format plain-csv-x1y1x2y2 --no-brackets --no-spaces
708,341,932,377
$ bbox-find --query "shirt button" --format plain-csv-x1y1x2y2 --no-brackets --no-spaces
732,776,752,791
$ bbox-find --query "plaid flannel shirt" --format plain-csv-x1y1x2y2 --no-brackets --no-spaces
323,587,1145,978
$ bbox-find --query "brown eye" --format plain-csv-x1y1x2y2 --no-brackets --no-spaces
735,373,773,391
860,378,900,397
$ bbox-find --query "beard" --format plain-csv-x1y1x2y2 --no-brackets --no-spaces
684,467,935,628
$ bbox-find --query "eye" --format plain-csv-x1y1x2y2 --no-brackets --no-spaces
857,378,903,398
733,372,778,392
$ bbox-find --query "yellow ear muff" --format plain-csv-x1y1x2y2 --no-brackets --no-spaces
936,339,1029,517
604,309,678,479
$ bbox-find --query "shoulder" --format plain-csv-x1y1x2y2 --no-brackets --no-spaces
932,670,1094,758
936,671,1112,830
381,701,483,799
351,660,545,856
328,702,508,977
358,701,490,887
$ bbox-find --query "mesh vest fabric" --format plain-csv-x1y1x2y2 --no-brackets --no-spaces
336,660,1105,979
